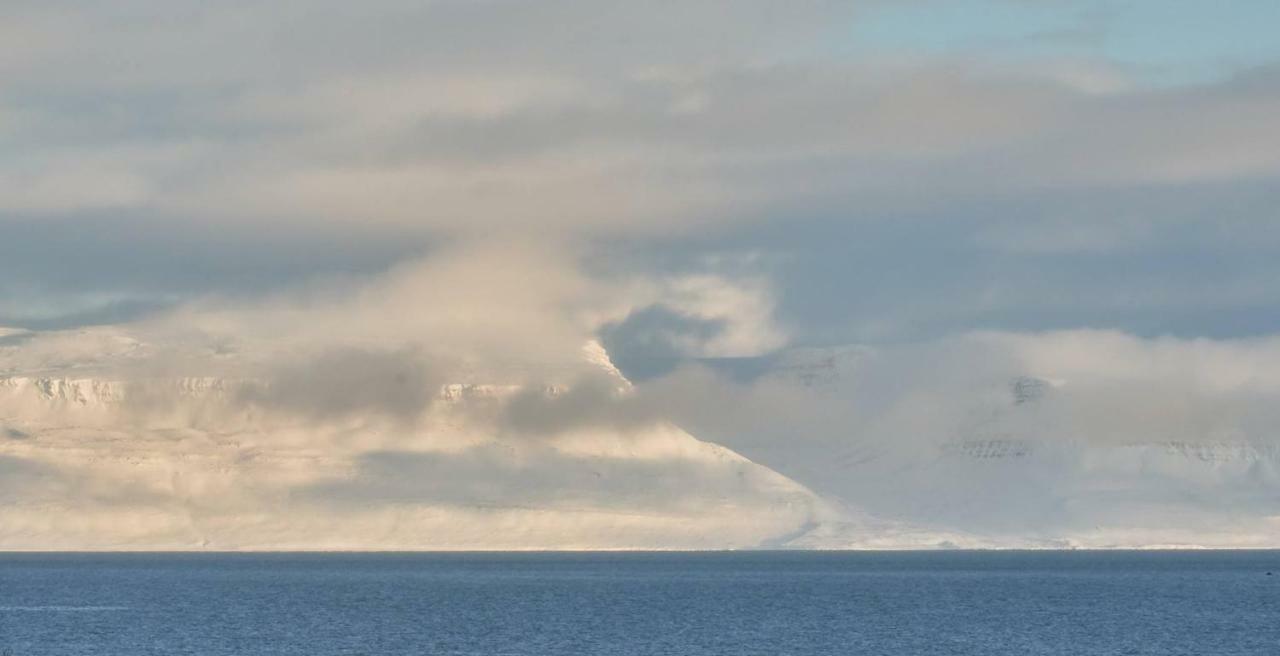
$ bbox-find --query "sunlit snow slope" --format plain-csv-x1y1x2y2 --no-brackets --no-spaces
0,332,825,550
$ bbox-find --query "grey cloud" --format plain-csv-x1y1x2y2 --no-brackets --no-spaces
0,299,174,332
0,213,426,328
598,305,727,381
0,454,167,507
237,348,447,422
0,332,37,348
303,444,783,511
602,175,1280,345
0,456,51,497
498,374,658,437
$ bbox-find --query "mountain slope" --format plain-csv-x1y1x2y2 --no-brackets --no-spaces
0,366,829,550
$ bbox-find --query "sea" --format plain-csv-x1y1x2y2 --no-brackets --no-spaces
1,551,1277,655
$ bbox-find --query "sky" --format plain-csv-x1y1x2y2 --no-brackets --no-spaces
3,0,1279,347
3,1,1280,548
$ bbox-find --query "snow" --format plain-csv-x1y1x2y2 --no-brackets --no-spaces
3,328,1280,550
0,368,826,550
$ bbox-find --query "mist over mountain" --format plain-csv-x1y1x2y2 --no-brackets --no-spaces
4,298,1279,549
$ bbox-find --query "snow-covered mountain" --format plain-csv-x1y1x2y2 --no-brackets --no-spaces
3,325,1280,549
0,337,830,550
709,354,1280,549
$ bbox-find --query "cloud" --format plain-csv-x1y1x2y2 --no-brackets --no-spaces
4,241,1280,546
0,456,53,499
303,443,797,512
3,2,1280,343
0,237,791,434
599,306,726,381
234,347,446,423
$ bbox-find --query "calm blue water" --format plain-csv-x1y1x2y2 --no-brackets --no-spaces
1,551,1278,655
